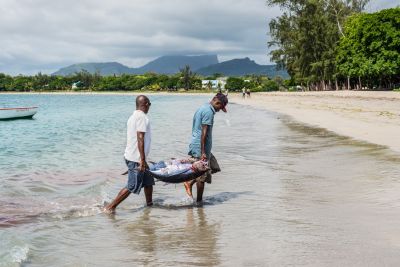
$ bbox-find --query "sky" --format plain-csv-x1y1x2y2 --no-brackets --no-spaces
0,0,399,75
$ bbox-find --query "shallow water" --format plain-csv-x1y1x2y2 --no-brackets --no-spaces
1,94,400,266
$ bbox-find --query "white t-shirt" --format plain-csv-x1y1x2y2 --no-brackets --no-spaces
124,110,151,162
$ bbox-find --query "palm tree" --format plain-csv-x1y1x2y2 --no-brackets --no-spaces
180,65,195,90
207,80,213,91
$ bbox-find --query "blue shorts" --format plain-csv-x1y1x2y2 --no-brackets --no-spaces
125,159,155,194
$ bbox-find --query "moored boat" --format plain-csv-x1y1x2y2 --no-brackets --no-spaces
0,107,38,120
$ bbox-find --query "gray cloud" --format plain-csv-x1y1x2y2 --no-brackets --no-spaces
0,0,398,75
366,0,400,11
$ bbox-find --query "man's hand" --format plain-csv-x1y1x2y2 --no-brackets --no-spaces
139,159,148,172
201,153,207,161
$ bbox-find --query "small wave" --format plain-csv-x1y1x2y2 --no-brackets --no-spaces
10,245,29,264
0,196,104,227
0,245,30,266
100,185,112,204
47,205,102,220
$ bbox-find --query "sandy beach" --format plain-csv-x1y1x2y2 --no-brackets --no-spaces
231,91,400,153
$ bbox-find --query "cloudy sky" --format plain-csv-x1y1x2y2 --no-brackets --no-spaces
0,0,398,75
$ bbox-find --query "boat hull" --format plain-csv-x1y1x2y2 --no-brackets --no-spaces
0,107,38,120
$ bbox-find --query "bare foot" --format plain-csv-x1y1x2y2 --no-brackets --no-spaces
102,203,115,214
103,207,115,214
184,181,193,198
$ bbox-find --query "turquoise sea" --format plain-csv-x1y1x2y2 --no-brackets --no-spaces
1,93,400,266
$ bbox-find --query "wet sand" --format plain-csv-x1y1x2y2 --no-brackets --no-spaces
231,91,400,153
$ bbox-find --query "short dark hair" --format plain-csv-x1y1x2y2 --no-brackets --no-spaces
136,95,149,108
214,93,228,106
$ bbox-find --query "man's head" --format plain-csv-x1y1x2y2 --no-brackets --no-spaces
211,93,228,112
136,95,151,114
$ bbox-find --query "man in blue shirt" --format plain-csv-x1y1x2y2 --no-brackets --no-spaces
184,93,228,203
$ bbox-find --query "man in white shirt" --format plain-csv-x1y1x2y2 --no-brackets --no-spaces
104,95,154,213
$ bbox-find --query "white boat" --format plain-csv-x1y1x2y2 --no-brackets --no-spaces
0,107,38,120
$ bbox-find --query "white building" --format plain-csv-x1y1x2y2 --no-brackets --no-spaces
71,82,80,89
202,80,218,89
201,77,227,90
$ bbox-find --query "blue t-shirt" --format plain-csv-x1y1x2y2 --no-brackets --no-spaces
188,103,215,158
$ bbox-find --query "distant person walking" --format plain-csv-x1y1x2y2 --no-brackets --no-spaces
183,93,227,203
104,95,154,213
246,88,251,98
242,88,246,98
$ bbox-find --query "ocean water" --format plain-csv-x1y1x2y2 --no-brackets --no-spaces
1,93,400,267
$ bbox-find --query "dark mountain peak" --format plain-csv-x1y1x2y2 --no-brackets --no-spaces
195,58,288,78
51,55,287,78
220,57,255,65
52,55,219,76
138,55,218,74
52,62,132,76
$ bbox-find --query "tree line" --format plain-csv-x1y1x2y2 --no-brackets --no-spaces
0,67,283,92
267,0,399,90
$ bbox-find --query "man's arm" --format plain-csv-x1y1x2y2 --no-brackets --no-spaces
200,124,208,160
137,131,148,172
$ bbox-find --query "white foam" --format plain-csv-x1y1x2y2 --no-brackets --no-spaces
10,245,29,264
157,196,194,208
49,205,101,220
100,185,112,203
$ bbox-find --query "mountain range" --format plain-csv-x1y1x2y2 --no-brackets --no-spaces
195,57,288,77
52,55,288,78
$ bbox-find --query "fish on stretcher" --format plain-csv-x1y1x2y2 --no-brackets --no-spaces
147,158,209,183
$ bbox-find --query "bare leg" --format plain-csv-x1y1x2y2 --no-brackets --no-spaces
196,180,205,203
184,180,196,198
144,185,153,206
104,188,131,213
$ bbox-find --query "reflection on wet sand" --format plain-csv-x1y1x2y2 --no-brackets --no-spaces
122,207,219,266
123,208,158,266
183,208,219,266
269,117,400,265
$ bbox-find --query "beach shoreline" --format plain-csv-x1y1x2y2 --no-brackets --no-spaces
0,91,214,96
230,91,400,153
3,90,400,153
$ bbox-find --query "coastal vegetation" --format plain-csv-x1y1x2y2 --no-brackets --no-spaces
0,69,281,92
336,8,400,90
267,0,399,90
